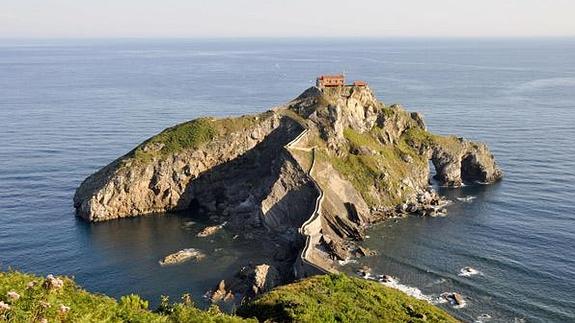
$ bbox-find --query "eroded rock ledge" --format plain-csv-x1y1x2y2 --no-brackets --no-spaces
74,84,502,291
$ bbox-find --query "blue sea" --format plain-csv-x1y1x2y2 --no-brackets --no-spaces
1,39,574,322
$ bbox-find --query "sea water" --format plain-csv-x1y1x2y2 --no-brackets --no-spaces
1,38,574,320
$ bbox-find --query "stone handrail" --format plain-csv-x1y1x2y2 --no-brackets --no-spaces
299,148,321,232
283,127,328,277
297,147,328,276
284,128,309,150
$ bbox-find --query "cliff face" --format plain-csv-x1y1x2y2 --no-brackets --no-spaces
74,84,502,279
285,85,502,270
74,113,292,222
431,140,503,187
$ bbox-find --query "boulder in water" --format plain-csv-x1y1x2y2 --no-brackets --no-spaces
441,292,466,306
456,195,476,202
458,266,480,276
453,293,465,306
210,280,235,302
378,274,395,283
159,248,205,266
209,263,280,304
197,222,227,238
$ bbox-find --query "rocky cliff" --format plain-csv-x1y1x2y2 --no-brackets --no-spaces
283,86,501,269
73,112,301,222
74,84,502,284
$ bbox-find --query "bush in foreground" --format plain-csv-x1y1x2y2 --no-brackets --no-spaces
238,274,457,323
0,271,249,322
0,271,456,322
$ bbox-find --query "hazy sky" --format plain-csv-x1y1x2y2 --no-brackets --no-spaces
1,0,574,38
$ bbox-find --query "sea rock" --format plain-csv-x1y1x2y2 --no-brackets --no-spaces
401,153,414,163
441,292,465,306
159,248,205,266
209,264,281,304
410,112,427,130
181,221,195,229
259,161,318,232
357,265,373,279
321,235,352,261
299,85,383,152
252,264,281,295
210,280,235,303
396,189,450,217
355,246,376,257
453,293,465,306
379,274,395,283
458,266,480,277
431,141,503,187
197,223,226,238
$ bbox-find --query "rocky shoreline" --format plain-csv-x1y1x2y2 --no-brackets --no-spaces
74,84,502,304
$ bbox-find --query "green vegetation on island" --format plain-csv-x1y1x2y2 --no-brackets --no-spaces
128,112,275,164
326,126,429,208
131,118,217,164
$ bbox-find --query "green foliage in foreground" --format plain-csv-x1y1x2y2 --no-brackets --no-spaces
238,274,457,323
0,271,456,323
0,271,251,323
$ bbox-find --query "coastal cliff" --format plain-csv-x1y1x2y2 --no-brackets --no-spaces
73,112,295,222
74,84,502,283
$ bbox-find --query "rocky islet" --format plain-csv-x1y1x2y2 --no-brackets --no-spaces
74,83,502,302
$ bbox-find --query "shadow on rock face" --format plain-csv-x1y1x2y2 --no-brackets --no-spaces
176,117,318,233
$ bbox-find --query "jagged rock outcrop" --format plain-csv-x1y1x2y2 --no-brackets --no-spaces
376,104,427,145
396,190,450,217
285,85,501,271
210,263,281,304
74,83,502,281
431,140,503,187
290,86,381,154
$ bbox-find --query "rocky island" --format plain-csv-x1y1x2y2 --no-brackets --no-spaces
74,80,502,302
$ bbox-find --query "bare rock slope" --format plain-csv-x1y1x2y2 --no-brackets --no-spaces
74,85,502,279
